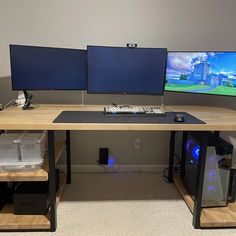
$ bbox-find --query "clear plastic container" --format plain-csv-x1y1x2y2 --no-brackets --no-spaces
0,133,21,163
20,132,47,162
0,160,43,172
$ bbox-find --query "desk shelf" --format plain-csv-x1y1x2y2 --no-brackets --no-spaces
0,204,50,230
0,141,66,230
0,173,67,230
0,141,65,182
174,175,236,228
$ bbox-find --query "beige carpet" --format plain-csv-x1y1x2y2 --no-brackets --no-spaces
2,173,236,236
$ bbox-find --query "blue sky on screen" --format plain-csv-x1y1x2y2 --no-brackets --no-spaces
167,52,236,79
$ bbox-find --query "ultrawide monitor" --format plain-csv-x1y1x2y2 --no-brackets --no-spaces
165,51,236,96
10,45,87,90
87,46,167,95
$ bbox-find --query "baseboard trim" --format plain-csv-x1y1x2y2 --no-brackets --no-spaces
57,164,167,173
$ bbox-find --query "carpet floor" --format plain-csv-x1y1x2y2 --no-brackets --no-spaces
1,173,236,236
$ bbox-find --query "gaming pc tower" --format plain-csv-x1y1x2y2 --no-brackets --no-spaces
181,132,235,207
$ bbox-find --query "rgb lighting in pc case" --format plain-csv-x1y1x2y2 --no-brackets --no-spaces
182,132,233,207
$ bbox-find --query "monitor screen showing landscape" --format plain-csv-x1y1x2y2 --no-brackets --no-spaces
165,52,236,96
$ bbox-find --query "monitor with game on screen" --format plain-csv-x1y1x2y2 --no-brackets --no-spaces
165,51,236,96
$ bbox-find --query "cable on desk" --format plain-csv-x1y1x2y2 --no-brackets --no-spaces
4,100,16,110
111,103,131,109
112,103,118,108
119,105,131,108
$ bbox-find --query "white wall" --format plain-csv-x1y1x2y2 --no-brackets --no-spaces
1,0,236,168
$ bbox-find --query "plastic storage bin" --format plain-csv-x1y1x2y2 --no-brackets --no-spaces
0,161,44,172
0,133,21,163
20,132,47,162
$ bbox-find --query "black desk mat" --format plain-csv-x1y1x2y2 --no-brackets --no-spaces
53,111,205,124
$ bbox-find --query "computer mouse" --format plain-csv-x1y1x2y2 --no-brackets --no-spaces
174,113,185,122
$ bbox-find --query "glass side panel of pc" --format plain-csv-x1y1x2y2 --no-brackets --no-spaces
10,45,87,90
87,46,167,95
165,51,236,96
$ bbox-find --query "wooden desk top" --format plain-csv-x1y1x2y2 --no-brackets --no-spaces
0,104,236,131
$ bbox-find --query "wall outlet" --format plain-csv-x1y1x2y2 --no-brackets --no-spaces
134,138,142,151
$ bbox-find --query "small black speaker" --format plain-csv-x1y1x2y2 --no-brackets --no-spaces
99,148,109,165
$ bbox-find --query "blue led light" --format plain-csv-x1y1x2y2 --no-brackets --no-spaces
208,170,217,182
192,145,200,159
108,156,116,167
108,159,114,167
208,185,216,192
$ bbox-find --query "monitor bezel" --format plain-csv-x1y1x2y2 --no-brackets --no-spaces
165,50,236,98
10,44,87,91
87,45,167,96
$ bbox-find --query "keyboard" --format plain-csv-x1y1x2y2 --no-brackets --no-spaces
104,106,165,116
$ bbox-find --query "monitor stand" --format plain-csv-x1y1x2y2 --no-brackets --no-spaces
22,90,33,110
81,91,85,106
160,96,166,110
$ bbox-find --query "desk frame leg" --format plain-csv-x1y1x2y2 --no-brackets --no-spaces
180,131,187,179
66,130,71,184
48,130,57,232
168,131,176,182
192,132,207,229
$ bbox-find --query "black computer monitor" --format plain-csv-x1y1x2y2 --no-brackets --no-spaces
87,46,167,95
10,45,87,90
165,51,236,96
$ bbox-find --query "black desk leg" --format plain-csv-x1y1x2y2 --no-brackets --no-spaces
168,131,176,182
66,130,72,184
180,131,187,179
48,131,57,232
192,132,207,229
